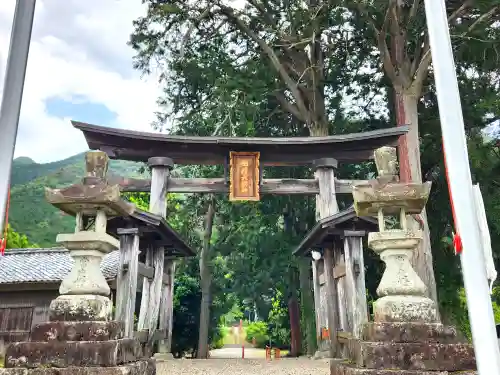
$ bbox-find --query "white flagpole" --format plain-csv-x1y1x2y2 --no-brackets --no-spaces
423,0,500,373
0,0,37,233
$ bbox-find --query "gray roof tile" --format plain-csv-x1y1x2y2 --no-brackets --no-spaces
0,248,119,284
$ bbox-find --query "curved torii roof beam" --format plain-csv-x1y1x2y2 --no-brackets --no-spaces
72,121,409,167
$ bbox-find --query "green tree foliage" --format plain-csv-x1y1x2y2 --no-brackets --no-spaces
268,289,292,349
348,0,500,305
246,321,269,348
4,225,37,249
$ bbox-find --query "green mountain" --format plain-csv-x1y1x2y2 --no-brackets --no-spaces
8,154,144,246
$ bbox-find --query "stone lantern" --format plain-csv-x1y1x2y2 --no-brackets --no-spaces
45,151,135,322
0,151,154,374
330,146,476,373
352,146,438,323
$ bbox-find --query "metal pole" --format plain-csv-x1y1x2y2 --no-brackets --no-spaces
0,0,37,232
423,0,500,373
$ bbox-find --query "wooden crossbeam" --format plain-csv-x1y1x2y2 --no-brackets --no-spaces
319,263,346,285
110,177,365,195
124,261,169,285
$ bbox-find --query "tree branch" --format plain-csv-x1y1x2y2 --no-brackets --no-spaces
467,6,500,34
408,0,422,22
448,0,474,23
355,2,399,85
180,5,213,59
247,0,278,27
379,3,400,85
217,5,311,124
274,91,306,122
411,44,431,96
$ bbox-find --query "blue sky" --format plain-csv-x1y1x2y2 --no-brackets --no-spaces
45,97,116,126
0,0,162,163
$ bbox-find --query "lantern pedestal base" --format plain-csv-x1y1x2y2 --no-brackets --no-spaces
330,322,476,374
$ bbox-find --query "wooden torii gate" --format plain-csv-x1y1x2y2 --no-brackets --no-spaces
73,120,408,358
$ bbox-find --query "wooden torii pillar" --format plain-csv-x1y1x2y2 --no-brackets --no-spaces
313,158,340,358
147,157,176,360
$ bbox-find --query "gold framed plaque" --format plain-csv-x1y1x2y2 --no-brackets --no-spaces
229,151,260,201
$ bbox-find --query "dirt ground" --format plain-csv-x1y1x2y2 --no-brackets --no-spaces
156,358,331,375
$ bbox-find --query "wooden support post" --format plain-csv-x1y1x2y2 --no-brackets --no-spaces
137,244,153,340
148,157,172,215
148,156,175,359
147,246,164,349
335,249,349,334
344,234,368,339
334,247,349,358
158,259,176,354
323,247,339,358
115,228,140,338
314,158,340,358
312,259,322,347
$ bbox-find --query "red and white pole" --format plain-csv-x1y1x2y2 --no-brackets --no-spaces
0,0,36,234
423,0,500,373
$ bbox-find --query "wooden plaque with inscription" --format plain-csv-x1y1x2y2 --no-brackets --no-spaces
229,151,260,201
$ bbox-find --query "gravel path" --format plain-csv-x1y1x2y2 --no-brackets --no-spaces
157,358,331,375
209,347,267,359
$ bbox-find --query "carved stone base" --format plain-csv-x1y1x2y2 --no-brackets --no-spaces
2,318,154,374
5,339,141,368
330,323,476,375
374,295,438,323
314,349,332,360
0,360,156,375
49,294,112,321
31,321,124,342
331,364,476,375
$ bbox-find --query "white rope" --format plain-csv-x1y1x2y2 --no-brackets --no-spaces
473,184,497,294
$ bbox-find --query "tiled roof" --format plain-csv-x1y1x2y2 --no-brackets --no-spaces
0,248,119,284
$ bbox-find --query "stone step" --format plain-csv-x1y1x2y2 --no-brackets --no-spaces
362,323,459,344
331,362,476,375
31,321,124,342
5,339,141,368
0,360,155,375
348,340,475,371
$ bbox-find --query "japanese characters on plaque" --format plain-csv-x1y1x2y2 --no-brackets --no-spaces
229,151,260,201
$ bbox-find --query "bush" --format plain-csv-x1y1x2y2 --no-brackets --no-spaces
171,274,202,358
211,326,225,350
246,321,269,348
268,290,291,349
0,339,5,368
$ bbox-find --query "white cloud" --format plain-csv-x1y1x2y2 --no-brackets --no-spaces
0,0,162,163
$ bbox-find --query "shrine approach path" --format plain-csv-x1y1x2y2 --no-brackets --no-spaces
157,357,331,375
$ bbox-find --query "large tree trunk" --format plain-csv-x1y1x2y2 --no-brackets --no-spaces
298,260,316,355
197,197,216,358
288,292,302,357
394,90,439,312
284,209,303,357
